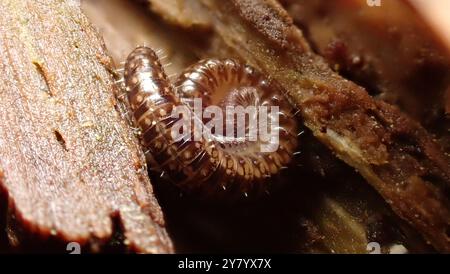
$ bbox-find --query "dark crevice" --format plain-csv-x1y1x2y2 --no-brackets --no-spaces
366,109,389,129
103,213,127,253
420,173,450,200
33,61,54,97
54,130,68,151
392,133,425,160
0,187,11,253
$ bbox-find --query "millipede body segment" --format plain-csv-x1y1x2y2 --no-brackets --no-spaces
124,46,299,197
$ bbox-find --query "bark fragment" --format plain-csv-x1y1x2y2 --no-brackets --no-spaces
283,0,450,138
139,0,211,31
0,0,173,253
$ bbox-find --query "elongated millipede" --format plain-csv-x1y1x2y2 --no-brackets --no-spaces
124,46,299,198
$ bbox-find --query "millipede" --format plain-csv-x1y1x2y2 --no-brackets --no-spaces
123,46,300,198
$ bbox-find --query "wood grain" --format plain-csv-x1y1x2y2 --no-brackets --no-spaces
0,0,173,253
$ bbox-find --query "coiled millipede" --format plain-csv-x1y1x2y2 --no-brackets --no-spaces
123,46,299,198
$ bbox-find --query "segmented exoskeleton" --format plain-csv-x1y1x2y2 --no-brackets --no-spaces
124,46,299,198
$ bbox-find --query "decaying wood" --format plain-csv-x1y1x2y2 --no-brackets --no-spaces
138,0,211,31
283,0,450,132
0,0,173,253
145,0,450,251
201,0,450,252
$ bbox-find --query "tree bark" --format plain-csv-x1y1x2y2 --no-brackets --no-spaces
0,0,173,253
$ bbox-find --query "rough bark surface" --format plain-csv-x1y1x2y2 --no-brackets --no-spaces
0,0,173,253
